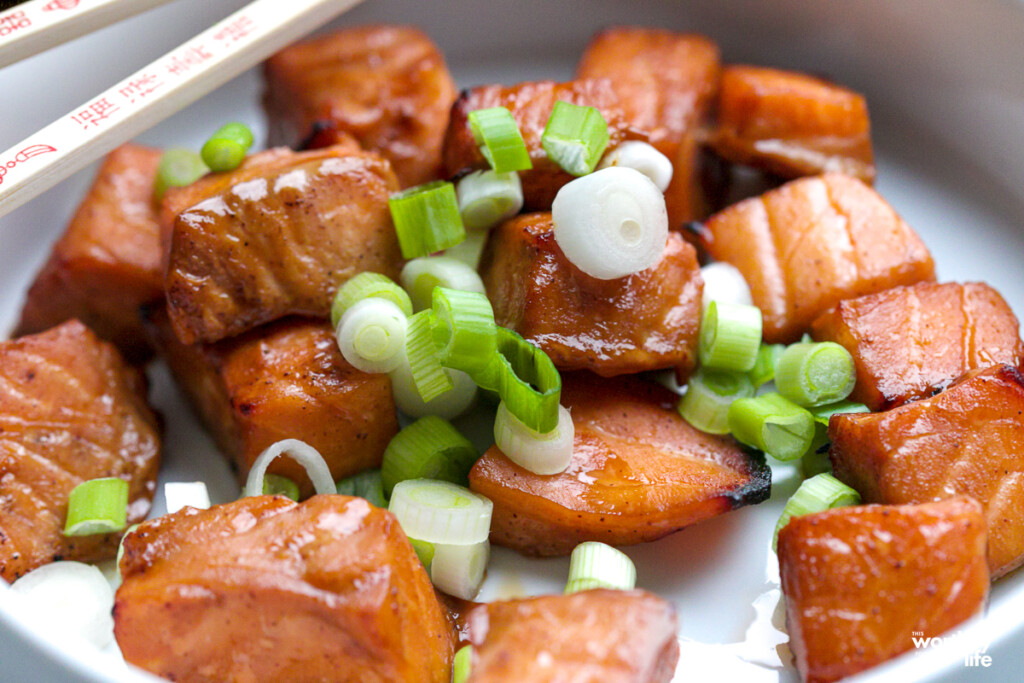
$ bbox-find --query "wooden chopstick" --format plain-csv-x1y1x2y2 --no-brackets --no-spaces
0,0,364,220
0,0,177,70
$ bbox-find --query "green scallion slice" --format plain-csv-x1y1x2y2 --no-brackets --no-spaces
262,474,300,501
200,122,254,173
388,479,493,545
432,287,497,376
453,645,473,683
154,149,208,201
389,181,466,259
564,541,636,594
336,469,388,508
476,327,561,434
405,310,454,402
808,399,870,426
541,101,610,176
409,538,436,569
775,342,857,407
468,107,532,174
443,229,490,270
727,392,815,461
749,343,786,389
773,473,861,550
429,539,490,600
678,368,755,435
331,272,413,327
64,478,129,536
799,437,833,479
456,169,524,231
400,257,485,313
381,417,479,496
698,301,763,372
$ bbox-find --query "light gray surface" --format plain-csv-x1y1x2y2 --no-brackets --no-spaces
1,0,1023,681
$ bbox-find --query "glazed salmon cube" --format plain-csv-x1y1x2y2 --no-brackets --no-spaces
468,373,770,557
700,173,934,342
710,65,875,184
778,498,989,683
829,364,1024,578
576,27,721,227
462,589,679,683
146,310,397,498
0,321,161,582
812,281,1024,410
115,495,454,682
15,145,163,363
442,80,632,211
480,213,703,378
163,146,402,345
263,25,457,187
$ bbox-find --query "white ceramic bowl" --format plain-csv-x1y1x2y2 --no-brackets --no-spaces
1,1,1023,681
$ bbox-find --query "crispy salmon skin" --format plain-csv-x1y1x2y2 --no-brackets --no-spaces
0,321,161,582
778,498,988,683
163,146,402,345
700,173,934,342
115,495,454,683
263,25,456,187
469,373,770,556
830,364,1024,578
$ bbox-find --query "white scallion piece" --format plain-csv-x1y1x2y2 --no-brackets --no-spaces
400,256,486,313
564,541,637,594
163,481,211,514
456,170,524,232
243,439,335,498
551,166,668,280
429,539,490,600
700,262,753,310
8,562,115,649
494,401,574,475
336,298,408,373
443,230,489,271
390,352,478,420
597,141,674,192
388,479,493,545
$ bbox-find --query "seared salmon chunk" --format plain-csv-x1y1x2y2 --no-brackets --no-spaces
0,321,161,582
146,311,397,498
576,27,721,227
463,589,679,683
263,25,456,187
115,495,454,682
778,498,988,683
812,281,1024,410
442,80,631,210
163,146,402,345
15,145,163,363
469,373,770,556
710,66,875,183
830,364,1024,578
700,173,934,342
480,213,703,378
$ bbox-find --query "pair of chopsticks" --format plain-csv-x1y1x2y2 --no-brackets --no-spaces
0,0,366,219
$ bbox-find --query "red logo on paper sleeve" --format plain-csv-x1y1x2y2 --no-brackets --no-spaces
0,145,58,187
0,11,30,37
43,0,80,10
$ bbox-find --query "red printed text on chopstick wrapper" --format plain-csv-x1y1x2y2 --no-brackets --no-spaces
118,72,165,105
70,98,121,131
214,16,256,45
165,45,214,78
0,11,30,37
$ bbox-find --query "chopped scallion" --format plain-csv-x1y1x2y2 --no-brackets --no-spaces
409,538,436,568
475,327,561,434
429,539,490,600
400,256,485,313
541,100,610,176
262,474,300,501
243,439,335,498
808,399,870,426
678,368,754,435
64,478,129,536
331,272,412,327
163,482,211,515
456,169,524,231
494,400,574,475
389,181,466,259
748,343,786,389
698,301,763,372
453,645,473,683
388,479,493,545
468,107,532,174
799,436,832,479
727,392,815,462
443,229,490,270
774,342,857,407
773,473,861,550
381,417,479,496
154,149,208,201
432,287,497,376
405,311,454,402
335,298,408,374
336,469,387,508
201,122,254,172
565,541,636,594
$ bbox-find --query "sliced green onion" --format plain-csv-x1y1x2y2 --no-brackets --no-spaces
475,327,561,434
727,392,815,462
494,400,574,474
808,399,870,426
388,479,493,545
9,561,116,649
565,542,636,594
154,149,208,201
429,539,490,600
163,482,210,515
200,122,253,172
444,230,489,270
468,107,532,174
336,298,408,374
405,310,454,402
400,256,486,313
698,301,763,372
432,287,497,376
381,417,478,496
799,437,832,479
243,439,335,497
773,473,861,550
456,169,524,231
389,181,466,259
209,121,254,149
678,368,754,435
541,100,610,176
390,351,477,419
749,343,786,389
775,342,857,407
262,474,300,501
336,469,387,508
453,645,473,683
64,478,128,536
700,262,753,311
409,538,436,568
596,141,673,192
331,272,412,327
